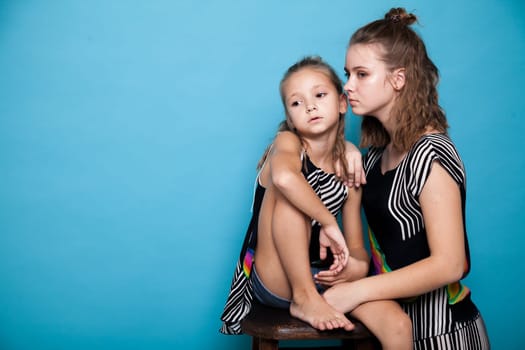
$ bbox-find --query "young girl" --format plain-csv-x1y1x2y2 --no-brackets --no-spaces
321,8,490,349
221,56,412,349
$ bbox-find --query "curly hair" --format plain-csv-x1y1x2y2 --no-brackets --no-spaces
351,8,448,151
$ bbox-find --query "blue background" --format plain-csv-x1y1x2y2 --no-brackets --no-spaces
1,1,523,349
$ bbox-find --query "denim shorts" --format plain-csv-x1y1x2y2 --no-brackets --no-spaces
252,264,327,309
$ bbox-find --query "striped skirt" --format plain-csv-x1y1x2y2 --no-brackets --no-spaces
401,287,490,349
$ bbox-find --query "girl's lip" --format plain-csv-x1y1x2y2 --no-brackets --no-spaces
309,116,322,122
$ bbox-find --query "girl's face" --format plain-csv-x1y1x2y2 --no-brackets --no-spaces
282,68,347,138
343,43,398,123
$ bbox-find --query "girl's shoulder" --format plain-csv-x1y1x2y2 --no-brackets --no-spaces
408,133,466,189
274,130,300,143
273,131,303,153
411,133,461,164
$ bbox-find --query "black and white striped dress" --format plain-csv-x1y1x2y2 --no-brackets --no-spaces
363,133,490,349
220,153,348,335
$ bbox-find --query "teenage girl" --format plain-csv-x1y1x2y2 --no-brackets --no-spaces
322,8,490,349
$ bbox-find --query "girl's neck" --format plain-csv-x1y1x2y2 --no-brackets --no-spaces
381,143,406,174
302,136,335,171
381,114,397,137
381,128,440,173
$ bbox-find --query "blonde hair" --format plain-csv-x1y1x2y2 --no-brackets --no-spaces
351,8,448,151
257,56,349,179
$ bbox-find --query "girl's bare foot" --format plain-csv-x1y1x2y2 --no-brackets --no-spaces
289,292,354,331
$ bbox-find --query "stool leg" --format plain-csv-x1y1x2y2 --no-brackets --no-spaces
342,338,379,350
253,337,278,350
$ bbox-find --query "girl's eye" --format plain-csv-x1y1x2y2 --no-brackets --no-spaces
290,100,302,107
316,92,327,98
344,71,350,79
357,71,368,78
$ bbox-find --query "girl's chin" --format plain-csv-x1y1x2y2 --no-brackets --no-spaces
350,107,366,116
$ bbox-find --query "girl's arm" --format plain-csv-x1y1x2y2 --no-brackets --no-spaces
267,131,349,269
315,186,369,283
335,141,367,188
324,161,466,312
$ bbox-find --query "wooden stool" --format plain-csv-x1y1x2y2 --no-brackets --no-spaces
241,301,378,350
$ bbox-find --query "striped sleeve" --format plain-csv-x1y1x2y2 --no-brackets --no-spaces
409,134,466,198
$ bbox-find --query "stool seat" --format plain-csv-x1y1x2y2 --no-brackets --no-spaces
241,301,377,350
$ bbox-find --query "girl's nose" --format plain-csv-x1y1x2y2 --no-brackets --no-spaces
306,104,317,113
344,79,353,92
343,79,350,91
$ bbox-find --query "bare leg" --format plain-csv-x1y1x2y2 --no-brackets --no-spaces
349,301,412,350
255,191,353,331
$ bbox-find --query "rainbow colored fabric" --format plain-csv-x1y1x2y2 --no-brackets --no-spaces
368,227,470,305
243,248,254,278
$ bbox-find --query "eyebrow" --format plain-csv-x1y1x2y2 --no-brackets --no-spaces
347,65,367,70
286,84,329,100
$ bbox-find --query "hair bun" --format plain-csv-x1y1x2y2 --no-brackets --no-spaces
385,7,417,26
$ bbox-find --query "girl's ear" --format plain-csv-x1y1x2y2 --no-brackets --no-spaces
391,68,406,91
339,93,348,114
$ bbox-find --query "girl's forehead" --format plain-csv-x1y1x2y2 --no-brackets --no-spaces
284,68,332,88
346,43,384,65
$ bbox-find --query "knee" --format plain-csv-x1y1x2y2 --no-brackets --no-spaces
377,311,413,348
390,312,412,339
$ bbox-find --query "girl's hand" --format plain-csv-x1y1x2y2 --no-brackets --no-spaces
314,255,362,286
314,256,355,287
335,141,366,188
319,224,349,274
